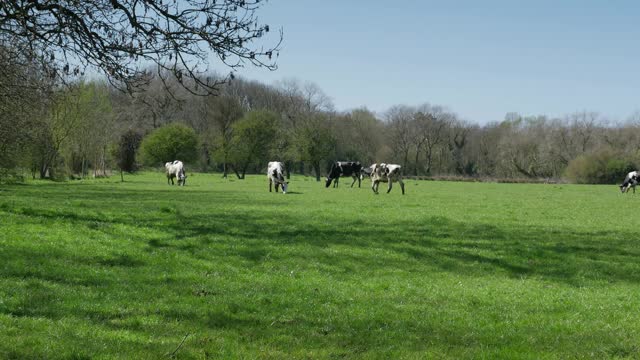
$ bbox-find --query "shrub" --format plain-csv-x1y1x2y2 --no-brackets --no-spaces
139,123,198,166
564,149,635,184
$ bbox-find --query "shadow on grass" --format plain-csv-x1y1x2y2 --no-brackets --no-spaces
5,199,640,286
148,210,639,286
3,184,640,358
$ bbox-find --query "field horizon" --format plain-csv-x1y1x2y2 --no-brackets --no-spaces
1,172,639,359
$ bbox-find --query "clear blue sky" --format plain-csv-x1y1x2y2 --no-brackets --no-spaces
237,0,640,124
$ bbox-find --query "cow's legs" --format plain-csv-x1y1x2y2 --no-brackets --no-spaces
333,177,339,188
350,175,358,188
371,180,378,194
399,179,405,195
387,180,393,193
269,180,272,192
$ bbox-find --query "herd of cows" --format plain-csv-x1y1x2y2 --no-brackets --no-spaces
166,160,639,195
267,161,405,194
165,160,405,194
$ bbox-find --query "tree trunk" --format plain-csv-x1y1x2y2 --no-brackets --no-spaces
230,164,243,179
403,151,409,174
424,144,434,175
313,161,321,181
285,160,292,179
425,149,433,175
39,164,47,179
40,152,53,179
222,150,228,179
240,160,250,179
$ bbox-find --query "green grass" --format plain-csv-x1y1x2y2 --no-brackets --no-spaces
1,172,640,359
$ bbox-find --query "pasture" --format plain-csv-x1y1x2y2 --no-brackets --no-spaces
1,173,640,359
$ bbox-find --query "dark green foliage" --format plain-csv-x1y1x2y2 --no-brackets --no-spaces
292,114,337,180
139,123,198,166
228,110,279,178
115,130,143,173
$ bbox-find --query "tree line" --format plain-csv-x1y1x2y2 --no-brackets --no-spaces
3,0,637,185
2,55,640,184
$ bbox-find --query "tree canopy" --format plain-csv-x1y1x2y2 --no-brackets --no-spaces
139,123,198,166
0,0,281,94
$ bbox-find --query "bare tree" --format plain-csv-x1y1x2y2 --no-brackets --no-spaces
0,0,282,94
277,79,335,177
414,104,452,175
386,105,414,170
0,44,53,181
448,119,476,175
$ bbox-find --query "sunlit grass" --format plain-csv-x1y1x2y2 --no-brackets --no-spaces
1,172,639,358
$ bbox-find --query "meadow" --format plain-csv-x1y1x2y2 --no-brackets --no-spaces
1,172,640,359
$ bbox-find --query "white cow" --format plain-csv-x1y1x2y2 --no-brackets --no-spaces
165,160,186,186
267,161,288,193
370,163,405,195
620,170,639,193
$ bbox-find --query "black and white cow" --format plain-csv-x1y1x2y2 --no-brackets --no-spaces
620,170,639,193
360,165,373,181
325,161,363,188
370,163,405,195
268,161,289,193
165,160,186,186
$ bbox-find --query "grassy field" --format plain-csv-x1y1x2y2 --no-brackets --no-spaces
1,172,640,359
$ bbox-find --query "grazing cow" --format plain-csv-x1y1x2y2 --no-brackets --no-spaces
360,165,373,181
325,161,363,188
620,170,639,193
370,163,405,195
165,160,186,186
267,161,288,193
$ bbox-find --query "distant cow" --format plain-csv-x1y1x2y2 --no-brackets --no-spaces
620,171,639,193
325,161,363,188
268,161,288,194
370,163,405,195
165,160,186,186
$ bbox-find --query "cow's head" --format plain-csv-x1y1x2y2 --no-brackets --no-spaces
621,182,630,193
178,172,187,186
281,182,288,194
325,177,333,188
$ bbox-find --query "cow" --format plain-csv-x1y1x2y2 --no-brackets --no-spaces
360,165,373,181
267,161,288,194
325,161,363,188
165,160,186,186
620,170,639,193
370,163,405,195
